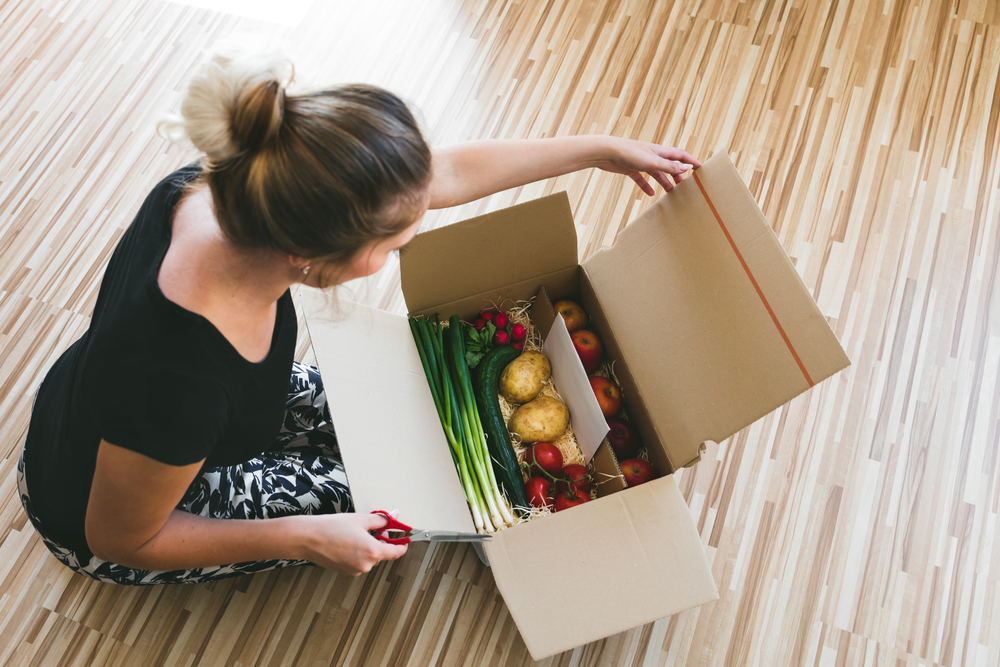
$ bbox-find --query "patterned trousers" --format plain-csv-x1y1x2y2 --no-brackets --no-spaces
17,362,353,585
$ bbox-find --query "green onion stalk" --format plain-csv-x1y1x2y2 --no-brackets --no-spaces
409,318,487,532
409,316,514,532
445,316,514,528
445,315,514,529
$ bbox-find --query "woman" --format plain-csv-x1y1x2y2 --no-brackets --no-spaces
18,52,700,585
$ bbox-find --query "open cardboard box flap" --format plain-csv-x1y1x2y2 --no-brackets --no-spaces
582,152,850,469
300,292,476,533
486,474,716,658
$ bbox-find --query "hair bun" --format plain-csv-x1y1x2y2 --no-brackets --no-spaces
158,51,294,161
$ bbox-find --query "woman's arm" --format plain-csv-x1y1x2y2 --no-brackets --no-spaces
85,440,405,575
428,136,701,209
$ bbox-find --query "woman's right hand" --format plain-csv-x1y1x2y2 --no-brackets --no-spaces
296,512,408,575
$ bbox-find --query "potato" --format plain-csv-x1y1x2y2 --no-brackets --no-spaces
508,396,569,443
499,352,552,403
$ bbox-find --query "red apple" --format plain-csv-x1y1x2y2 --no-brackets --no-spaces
589,376,622,417
620,458,655,487
606,416,640,460
571,329,604,373
553,299,587,332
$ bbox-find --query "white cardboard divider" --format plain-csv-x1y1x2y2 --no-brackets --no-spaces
542,315,609,460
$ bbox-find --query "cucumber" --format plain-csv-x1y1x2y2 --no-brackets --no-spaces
474,345,530,517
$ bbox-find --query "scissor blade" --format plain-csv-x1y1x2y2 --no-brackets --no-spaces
409,530,492,542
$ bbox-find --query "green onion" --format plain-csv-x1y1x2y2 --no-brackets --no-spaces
409,315,514,532
410,318,486,531
446,316,514,528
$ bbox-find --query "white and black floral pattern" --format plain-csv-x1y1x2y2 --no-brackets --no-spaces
17,362,353,585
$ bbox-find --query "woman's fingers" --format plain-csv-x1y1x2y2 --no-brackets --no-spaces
374,540,408,561
659,159,693,177
658,147,701,169
644,146,697,194
363,513,408,560
630,172,656,195
601,139,701,195
365,512,392,532
633,168,683,195
301,513,409,575
651,170,675,191
651,146,699,183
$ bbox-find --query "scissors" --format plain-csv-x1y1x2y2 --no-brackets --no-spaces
370,510,491,545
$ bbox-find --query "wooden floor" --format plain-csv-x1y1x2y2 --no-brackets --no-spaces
1,0,998,664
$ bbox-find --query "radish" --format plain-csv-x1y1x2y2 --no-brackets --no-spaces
494,330,510,345
480,310,494,321
512,341,524,352
494,312,509,329
474,318,486,330
511,323,526,341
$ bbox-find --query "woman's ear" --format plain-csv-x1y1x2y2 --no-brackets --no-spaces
288,254,315,279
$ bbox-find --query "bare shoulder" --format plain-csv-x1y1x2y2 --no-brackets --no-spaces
158,184,218,302
156,184,281,363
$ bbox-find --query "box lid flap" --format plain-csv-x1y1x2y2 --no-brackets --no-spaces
401,193,578,315
299,289,476,533
581,152,850,469
486,475,718,659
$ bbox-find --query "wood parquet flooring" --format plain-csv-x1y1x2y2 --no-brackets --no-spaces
1,0,999,664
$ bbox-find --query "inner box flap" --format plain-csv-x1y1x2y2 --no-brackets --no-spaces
401,192,578,316
485,475,718,659
582,152,850,468
542,313,609,460
299,289,476,533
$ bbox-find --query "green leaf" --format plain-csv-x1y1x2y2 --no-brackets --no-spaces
464,322,497,357
466,349,485,369
463,320,495,369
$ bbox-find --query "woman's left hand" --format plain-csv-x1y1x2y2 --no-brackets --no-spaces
594,140,701,195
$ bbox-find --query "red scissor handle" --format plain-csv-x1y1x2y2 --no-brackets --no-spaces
371,510,412,545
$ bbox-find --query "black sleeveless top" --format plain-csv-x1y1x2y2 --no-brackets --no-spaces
24,164,298,554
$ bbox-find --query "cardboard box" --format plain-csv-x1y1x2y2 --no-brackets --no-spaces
301,151,850,659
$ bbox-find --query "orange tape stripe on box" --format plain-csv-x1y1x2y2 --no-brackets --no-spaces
691,171,815,388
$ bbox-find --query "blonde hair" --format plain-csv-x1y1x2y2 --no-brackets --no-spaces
159,51,432,285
